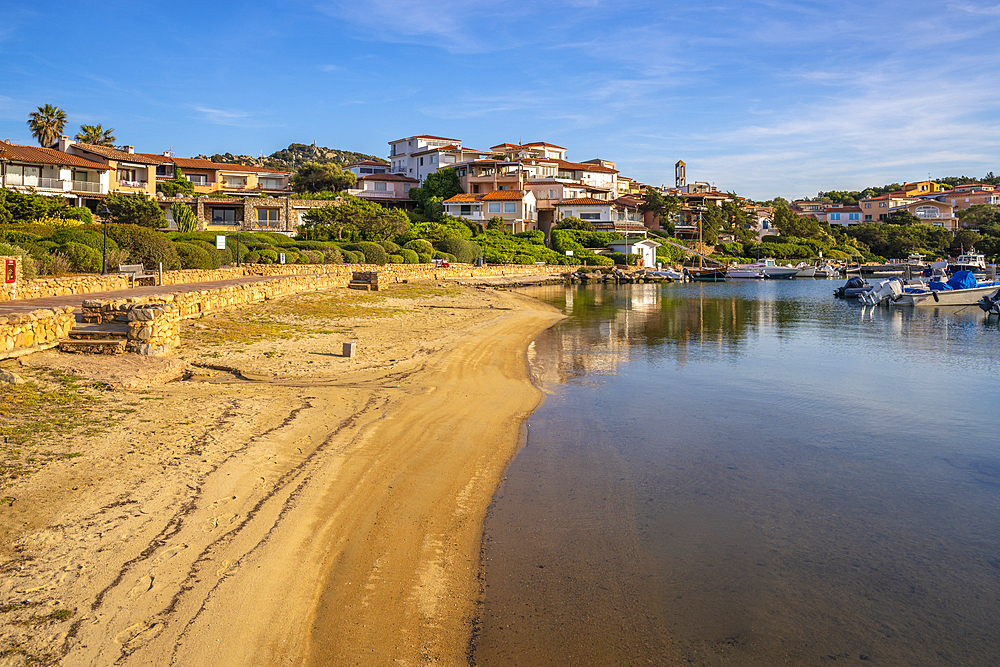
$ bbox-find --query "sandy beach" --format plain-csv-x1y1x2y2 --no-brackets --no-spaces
0,280,563,666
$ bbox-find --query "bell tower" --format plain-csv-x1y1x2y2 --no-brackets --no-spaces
675,160,686,188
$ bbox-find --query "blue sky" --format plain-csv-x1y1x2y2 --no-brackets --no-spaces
2,0,999,200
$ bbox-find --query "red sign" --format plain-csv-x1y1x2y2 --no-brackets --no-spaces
5,259,15,284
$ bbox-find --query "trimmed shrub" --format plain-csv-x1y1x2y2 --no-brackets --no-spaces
51,227,119,253
404,239,434,255
106,224,180,270
174,242,214,270
417,252,432,264
382,240,401,254
356,241,388,265
58,242,103,273
400,248,419,264
320,246,342,264
444,252,457,263
437,237,482,264
185,239,224,269
432,251,447,260
303,250,323,263
0,230,41,244
388,254,404,264
258,248,279,264
606,252,640,266
245,250,261,263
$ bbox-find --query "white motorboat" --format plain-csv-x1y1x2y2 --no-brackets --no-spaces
727,266,765,279
793,262,817,278
814,264,840,278
951,252,988,274
890,271,1000,307
738,259,800,279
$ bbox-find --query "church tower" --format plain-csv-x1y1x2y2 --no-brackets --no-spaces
675,160,686,188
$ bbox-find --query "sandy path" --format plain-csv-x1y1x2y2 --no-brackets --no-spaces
0,285,562,667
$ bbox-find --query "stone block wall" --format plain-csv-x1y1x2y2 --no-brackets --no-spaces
1,306,76,359
127,304,180,355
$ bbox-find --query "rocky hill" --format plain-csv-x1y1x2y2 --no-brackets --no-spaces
196,143,388,172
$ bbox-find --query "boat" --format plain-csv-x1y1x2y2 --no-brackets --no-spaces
727,266,765,279
814,264,840,278
685,267,727,282
739,258,799,279
951,252,988,274
793,262,816,278
890,270,1000,307
976,289,1000,315
834,276,872,299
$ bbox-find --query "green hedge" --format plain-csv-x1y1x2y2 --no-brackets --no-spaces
174,242,214,270
106,224,180,270
58,242,102,273
355,242,388,265
437,237,482,264
403,239,433,255
400,248,419,264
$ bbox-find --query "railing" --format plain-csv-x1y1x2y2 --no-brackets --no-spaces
118,180,148,188
4,175,66,190
73,180,101,193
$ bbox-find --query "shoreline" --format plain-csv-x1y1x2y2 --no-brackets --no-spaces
0,281,563,666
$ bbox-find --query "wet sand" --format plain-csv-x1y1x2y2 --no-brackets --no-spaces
0,282,562,666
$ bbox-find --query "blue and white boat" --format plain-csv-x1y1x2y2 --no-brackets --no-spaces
891,270,1000,307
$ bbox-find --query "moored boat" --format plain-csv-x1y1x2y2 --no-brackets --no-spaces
727,266,765,279
890,270,1000,307
685,267,727,282
735,258,799,279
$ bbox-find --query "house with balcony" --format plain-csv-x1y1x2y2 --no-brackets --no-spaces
826,206,863,226
859,193,918,221
442,190,538,233
347,173,418,210
944,184,1000,211
553,196,645,235
59,138,165,198
0,141,111,207
142,156,290,196
889,199,958,231
345,160,391,176
412,144,491,183
388,134,462,181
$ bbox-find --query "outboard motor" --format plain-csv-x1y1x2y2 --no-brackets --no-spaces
977,291,1000,314
859,278,904,306
835,275,869,298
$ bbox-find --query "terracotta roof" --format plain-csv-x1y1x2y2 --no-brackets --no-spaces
359,173,418,183
0,142,110,170
70,143,168,165
552,159,618,174
411,144,468,156
482,190,527,201
524,142,567,150
490,143,523,150
346,160,390,167
554,197,613,206
443,193,482,203
213,162,289,175
170,157,220,170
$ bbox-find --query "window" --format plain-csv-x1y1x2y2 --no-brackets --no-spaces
361,168,374,174
549,190,556,199
156,165,171,177
373,181,387,191
915,205,939,218
580,212,601,220
865,214,872,221
879,202,887,207
849,213,859,220
563,210,572,218
830,213,841,220
460,205,472,216
186,174,207,185
420,157,424,166
504,202,516,213
488,203,501,213
430,155,437,164
260,178,282,190
256,209,279,226
210,208,240,225
118,168,136,182
224,176,247,189
864,203,871,208
442,155,455,164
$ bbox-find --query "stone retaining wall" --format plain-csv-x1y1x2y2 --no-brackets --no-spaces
5,263,572,301
1,306,76,359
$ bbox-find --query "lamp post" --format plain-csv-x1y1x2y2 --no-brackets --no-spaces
99,204,111,275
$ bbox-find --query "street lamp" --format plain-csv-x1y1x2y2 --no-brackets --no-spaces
99,204,111,275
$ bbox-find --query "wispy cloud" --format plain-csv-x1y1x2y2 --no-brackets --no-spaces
320,64,340,72
194,106,252,126
949,2,1000,14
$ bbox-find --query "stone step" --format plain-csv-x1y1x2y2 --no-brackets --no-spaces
59,338,127,355
68,323,129,340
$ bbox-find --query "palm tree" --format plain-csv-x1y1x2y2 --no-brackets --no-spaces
75,124,116,146
26,104,67,147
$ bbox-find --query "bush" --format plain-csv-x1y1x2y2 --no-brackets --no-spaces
404,239,434,255
417,252,432,264
174,242,215,270
105,192,167,229
245,250,261,263
400,248,419,264
387,254,404,264
432,251,447,260
0,242,38,279
184,239,224,269
303,250,323,263
356,241,388,265
437,237,482,264
57,242,102,273
51,227,119,253
258,248,279,264
65,206,93,224
382,240,401,254
344,250,365,264
0,229,40,244
105,224,180,270
606,252,640,266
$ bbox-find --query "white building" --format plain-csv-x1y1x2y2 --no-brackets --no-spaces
388,134,461,182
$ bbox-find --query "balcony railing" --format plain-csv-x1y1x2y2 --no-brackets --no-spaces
4,175,66,190
73,180,102,193
118,180,148,188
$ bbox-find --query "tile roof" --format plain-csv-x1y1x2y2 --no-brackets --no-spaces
490,143,523,150
346,160,391,167
170,157,221,170
411,144,468,156
443,193,482,203
552,159,618,174
359,173,418,182
71,143,168,165
524,142,567,150
213,162,289,175
482,190,528,201
0,142,110,170
554,197,613,206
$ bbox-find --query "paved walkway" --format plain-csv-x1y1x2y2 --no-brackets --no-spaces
1,274,297,317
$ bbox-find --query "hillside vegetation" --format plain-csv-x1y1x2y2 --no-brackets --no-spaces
197,143,387,172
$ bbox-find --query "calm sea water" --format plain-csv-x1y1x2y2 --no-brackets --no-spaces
474,279,1000,667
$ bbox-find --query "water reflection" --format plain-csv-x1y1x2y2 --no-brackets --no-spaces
477,280,1000,667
